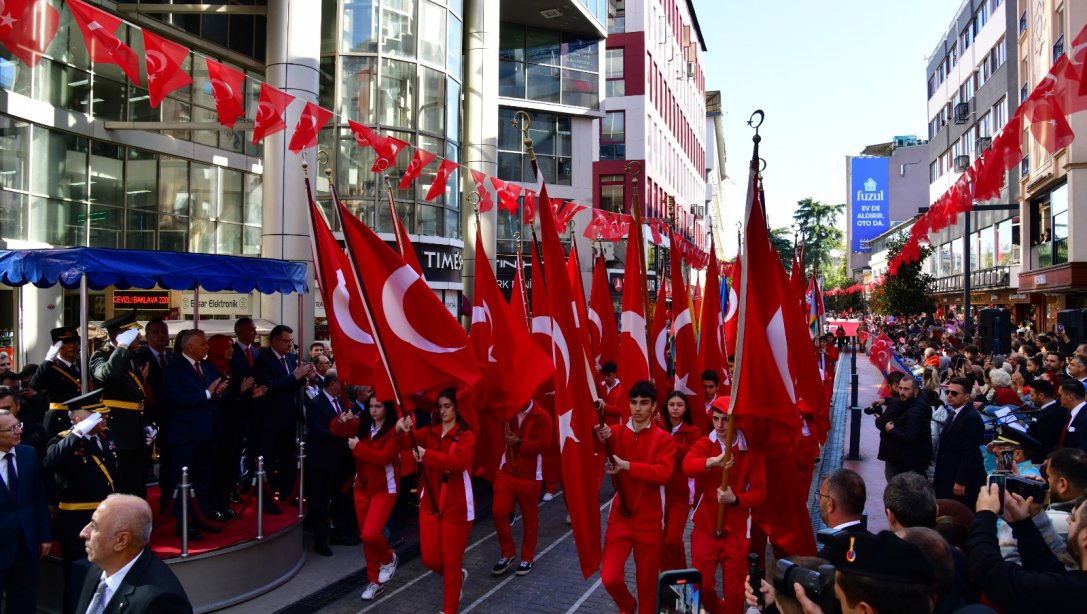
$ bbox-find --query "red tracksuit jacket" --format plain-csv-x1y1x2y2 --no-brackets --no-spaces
607,420,676,531
409,424,476,522
664,422,702,506
499,403,553,480
682,429,766,536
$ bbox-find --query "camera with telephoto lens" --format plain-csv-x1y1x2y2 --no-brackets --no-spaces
772,559,840,613
862,402,884,416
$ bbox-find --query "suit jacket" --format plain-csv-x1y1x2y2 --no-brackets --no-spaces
133,347,172,426
304,392,350,471
75,548,192,614
224,342,260,425
817,523,871,558
253,350,306,432
0,444,52,567
1027,400,1066,463
163,356,223,446
1060,403,1087,452
878,397,933,472
933,405,987,499
90,345,147,451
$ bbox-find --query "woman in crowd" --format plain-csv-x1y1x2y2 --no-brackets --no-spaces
659,391,701,572
395,387,475,614
332,396,402,601
985,367,1023,406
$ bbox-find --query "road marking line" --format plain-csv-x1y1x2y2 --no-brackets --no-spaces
564,578,603,614
357,490,565,613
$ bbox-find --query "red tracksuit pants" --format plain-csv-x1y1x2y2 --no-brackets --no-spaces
492,471,542,561
691,526,748,614
601,518,662,614
353,490,396,584
660,500,690,572
420,511,472,614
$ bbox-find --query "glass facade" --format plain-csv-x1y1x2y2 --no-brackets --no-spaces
499,23,601,109
321,0,463,237
497,108,573,186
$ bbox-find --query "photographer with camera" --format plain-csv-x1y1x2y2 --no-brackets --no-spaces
877,376,933,481
744,555,833,614
968,484,1087,611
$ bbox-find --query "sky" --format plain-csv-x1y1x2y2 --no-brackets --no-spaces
692,0,957,256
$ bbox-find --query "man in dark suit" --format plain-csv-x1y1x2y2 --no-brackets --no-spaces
0,407,52,614
30,326,83,439
933,377,987,510
91,312,149,497
1026,379,1066,463
75,494,191,614
133,318,172,512
1058,378,1087,452
816,468,871,557
253,325,313,512
303,371,353,556
163,330,229,540
877,375,933,479
44,390,118,614
225,317,261,499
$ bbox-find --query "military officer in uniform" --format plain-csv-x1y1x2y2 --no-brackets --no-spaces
44,389,117,614
90,311,150,497
29,326,83,439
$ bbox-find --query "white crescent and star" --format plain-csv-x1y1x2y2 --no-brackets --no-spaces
532,315,570,383
382,264,465,354
620,310,648,368
332,269,374,345
724,286,738,322
209,78,235,104
255,100,277,125
653,324,668,374
0,1,16,29
471,300,497,363
766,307,797,404
145,50,167,82
557,407,580,452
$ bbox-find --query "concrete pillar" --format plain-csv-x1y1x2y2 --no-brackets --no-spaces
19,286,62,368
260,0,322,343
461,0,500,301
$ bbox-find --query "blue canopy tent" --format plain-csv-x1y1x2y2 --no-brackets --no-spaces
0,247,309,389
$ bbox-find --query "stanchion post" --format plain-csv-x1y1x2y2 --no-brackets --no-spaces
847,338,862,460
180,467,190,557
256,456,265,540
297,440,306,519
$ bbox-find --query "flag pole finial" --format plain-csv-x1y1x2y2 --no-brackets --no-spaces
747,110,764,143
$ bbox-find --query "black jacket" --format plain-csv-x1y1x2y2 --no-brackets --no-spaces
1060,402,1087,452
1027,400,1066,463
933,405,987,501
253,350,306,432
74,548,192,614
30,358,82,437
877,396,932,472
90,345,147,451
966,510,1087,613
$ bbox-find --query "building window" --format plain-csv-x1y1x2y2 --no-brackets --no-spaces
343,0,379,53
497,108,572,185
608,0,625,34
600,174,625,213
498,23,600,108
601,111,625,160
606,48,625,97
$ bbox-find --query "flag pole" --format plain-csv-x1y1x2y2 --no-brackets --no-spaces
515,231,529,329
317,160,441,516
626,161,652,355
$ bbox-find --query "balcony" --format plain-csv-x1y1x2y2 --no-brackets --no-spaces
1031,239,1068,269
934,265,1018,293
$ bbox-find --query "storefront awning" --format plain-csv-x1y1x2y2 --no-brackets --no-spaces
0,247,308,294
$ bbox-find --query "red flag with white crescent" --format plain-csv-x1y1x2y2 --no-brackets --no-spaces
617,229,648,410
470,169,495,212
670,230,707,433
142,31,192,108
372,136,408,172
288,102,333,153
335,198,481,400
251,83,294,144
588,253,619,370
724,258,740,359
399,148,437,190
698,242,728,390
425,159,459,202
66,0,141,84
205,59,246,128
522,189,537,224
649,281,670,390
0,0,59,68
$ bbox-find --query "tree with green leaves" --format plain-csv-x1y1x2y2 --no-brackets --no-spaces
770,227,794,271
870,233,936,316
793,197,845,277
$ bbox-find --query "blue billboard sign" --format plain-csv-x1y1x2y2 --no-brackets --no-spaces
850,157,890,253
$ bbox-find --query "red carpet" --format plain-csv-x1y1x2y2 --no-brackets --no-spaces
145,485,301,559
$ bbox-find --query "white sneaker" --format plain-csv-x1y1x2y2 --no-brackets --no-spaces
542,491,556,502
361,582,384,600
378,552,398,584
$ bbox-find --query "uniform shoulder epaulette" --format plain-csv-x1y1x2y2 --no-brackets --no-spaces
58,430,71,437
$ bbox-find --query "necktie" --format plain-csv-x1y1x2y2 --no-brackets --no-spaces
333,398,342,414
86,577,109,614
194,360,205,383
281,356,289,374
3,452,15,503
159,353,167,369
246,346,254,367
1060,415,1072,447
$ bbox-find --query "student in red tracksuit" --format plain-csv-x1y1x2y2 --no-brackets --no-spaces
659,391,701,572
683,405,766,614
490,400,552,576
596,380,676,614
395,387,475,614
331,397,402,601
600,361,623,425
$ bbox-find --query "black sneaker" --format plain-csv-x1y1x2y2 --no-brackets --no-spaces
515,561,533,576
491,556,516,576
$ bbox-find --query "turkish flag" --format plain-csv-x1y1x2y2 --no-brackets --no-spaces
522,189,537,223
387,191,423,277
306,183,378,387
335,198,481,401
470,232,554,418
583,208,608,241
528,241,553,358
649,281,670,390
347,120,382,149
490,177,523,213
399,148,436,190
425,159,459,202
205,59,246,128
372,136,408,172
470,169,495,213
566,245,594,378
617,229,649,409
588,253,620,370
731,155,816,557
537,184,602,578
0,0,59,67
509,249,529,331
288,102,333,153
142,31,192,108
251,83,294,144
669,230,707,433
67,0,141,84
1024,88,1075,153
700,242,729,389
790,250,806,312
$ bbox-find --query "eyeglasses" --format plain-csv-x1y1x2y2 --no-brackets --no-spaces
0,422,23,433
946,390,965,397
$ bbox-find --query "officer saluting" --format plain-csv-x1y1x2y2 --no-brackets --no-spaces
90,311,150,497
29,326,83,439
43,389,118,614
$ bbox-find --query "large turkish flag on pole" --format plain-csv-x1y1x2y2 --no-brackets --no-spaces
649,281,670,390
588,253,620,371
670,231,708,433
698,242,728,390
617,229,649,409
